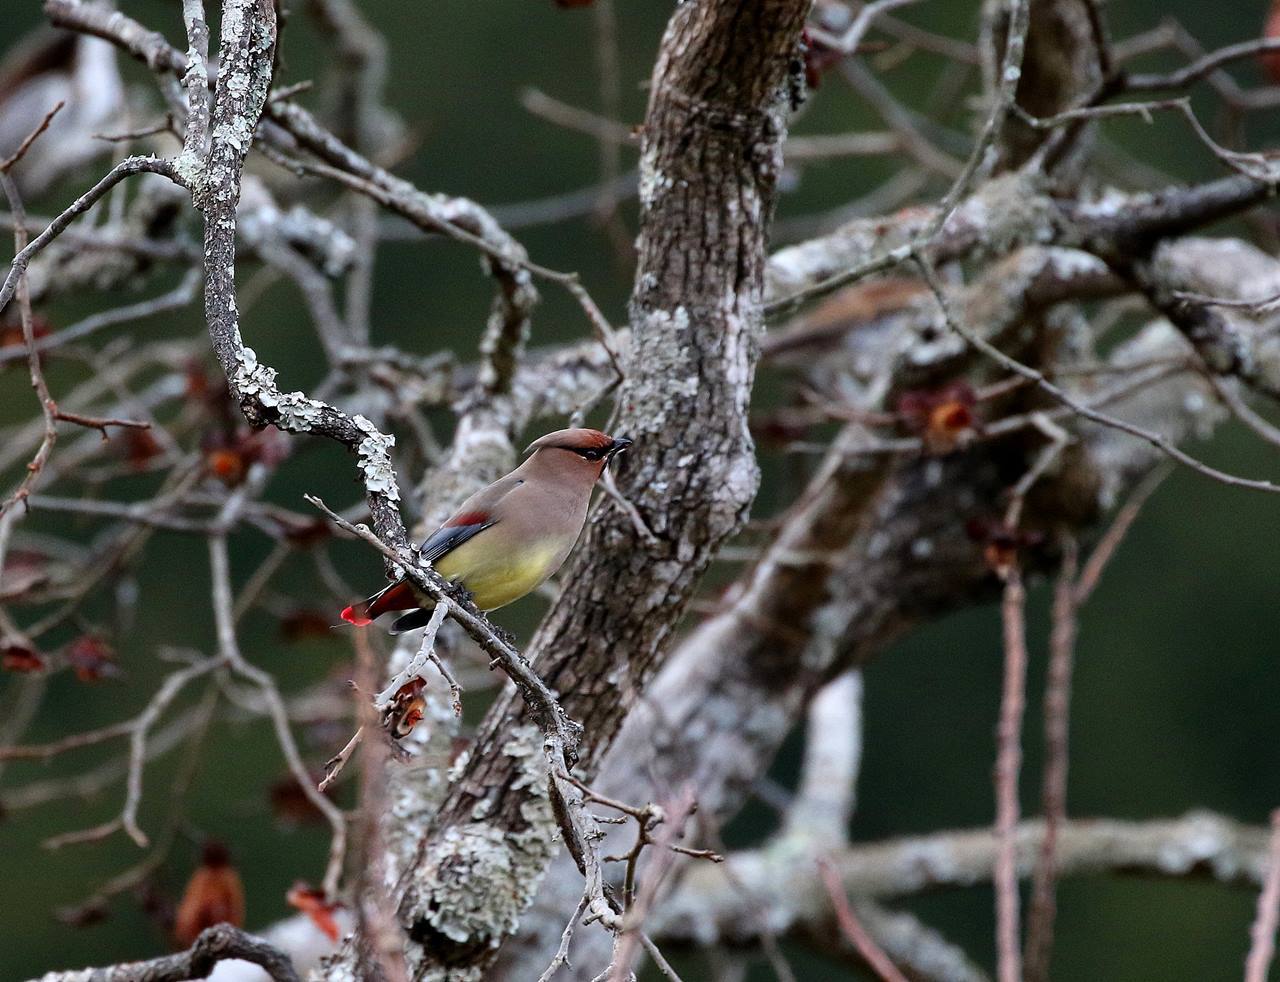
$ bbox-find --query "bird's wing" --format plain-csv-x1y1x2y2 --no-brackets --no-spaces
418,475,522,564
418,518,495,563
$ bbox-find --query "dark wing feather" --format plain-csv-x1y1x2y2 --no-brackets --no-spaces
419,518,495,564
418,473,523,564
390,608,436,634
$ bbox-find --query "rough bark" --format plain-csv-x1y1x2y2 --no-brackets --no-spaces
503,232,1277,976
983,0,1107,174
394,1,811,974
13,1,1280,979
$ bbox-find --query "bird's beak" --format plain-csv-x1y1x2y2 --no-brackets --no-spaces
606,437,633,459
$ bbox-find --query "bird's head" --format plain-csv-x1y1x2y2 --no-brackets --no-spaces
524,427,633,478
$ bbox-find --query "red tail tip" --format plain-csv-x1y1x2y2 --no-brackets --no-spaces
340,605,372,627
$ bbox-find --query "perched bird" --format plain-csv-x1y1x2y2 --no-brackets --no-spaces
342,428,632,632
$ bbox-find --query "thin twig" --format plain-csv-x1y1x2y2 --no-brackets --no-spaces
285,154,624,378
0,172,56,517
609,787,696,982
522,88,634,146
817,858,909,982
1173,288,1280,313
809,0,921,56
911,251,1280,494
1075,466,1171,605
1208,375,1280,452
1023,542,1078,982
638,934,686,982
1004,414,1070,529
54,409,151,436
0,103,66,173
319,726,364,793
995,566,1027,982
210,533,347,897
0,156,180,315
1245,809,1280,982
94,114,179,143
598,468,658,548
0,720,135,762
1124,37,1280,92
766,0,1029,318
19,658,221,849
537,892,592,982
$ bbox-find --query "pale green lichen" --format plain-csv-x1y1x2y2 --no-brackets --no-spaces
233,347,329,426
232,351,403,508
411,725,559,961
353,414,401,501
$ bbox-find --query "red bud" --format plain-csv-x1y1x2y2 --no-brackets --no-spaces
965,517,1043,576
64,634,119,682
286,883,342,942
121,428,164,472
382,678,427,740
173,841,245,948
1,643,45,673
896,381,979,454
206,447,247,485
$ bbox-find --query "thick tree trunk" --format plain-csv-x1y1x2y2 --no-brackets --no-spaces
983,0,1107,175
394,1,811,975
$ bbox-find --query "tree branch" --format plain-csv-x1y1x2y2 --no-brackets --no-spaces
30,923,299,982
394,0,811,970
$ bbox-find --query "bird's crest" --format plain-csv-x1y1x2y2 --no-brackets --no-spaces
525,428,614,454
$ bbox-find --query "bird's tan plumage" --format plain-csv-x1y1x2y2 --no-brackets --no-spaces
343,428,631,629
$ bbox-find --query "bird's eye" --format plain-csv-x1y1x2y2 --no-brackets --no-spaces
579,448,604,461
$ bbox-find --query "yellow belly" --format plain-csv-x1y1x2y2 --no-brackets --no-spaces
434,538,563,610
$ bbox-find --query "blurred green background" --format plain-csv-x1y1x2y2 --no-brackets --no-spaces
1,1,1278,979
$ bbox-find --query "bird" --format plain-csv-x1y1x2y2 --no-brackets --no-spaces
342,427,632,632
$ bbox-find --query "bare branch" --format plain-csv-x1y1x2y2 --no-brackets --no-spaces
657,812,1278,942
809,0,922,56
210,532,347,897
31,923,299,982
0,102,65,173
0,155,178,315
911,250,1280,493
1246,809,1280,982
818,859,910,982
1023,543,1078,982
994,567,1027,982
0,172,56,518
1124,37,1280,92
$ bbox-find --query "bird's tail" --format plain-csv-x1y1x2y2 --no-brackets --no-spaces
389,608,437,634
341,580,419,627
